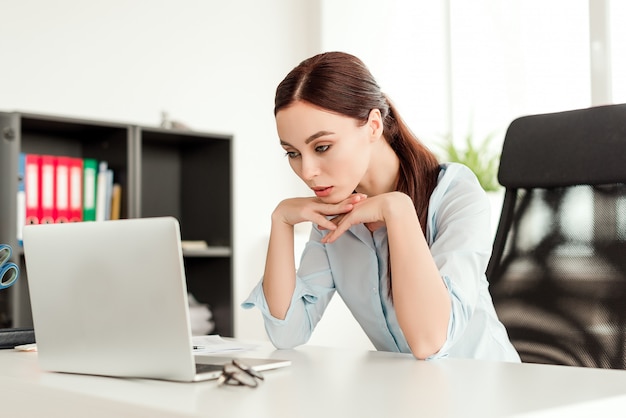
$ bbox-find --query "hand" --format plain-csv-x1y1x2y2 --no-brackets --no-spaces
322,214,385,234
273,193,368,231
321,192,410,244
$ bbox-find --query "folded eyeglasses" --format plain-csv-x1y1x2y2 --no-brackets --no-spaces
217,359,265,388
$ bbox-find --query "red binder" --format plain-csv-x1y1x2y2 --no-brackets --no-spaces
25,154,41,225
39,155,56,224
68,157,84,222
54,156,71,223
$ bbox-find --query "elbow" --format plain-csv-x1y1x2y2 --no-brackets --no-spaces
406,335,446,360
271,340,301,350
410,345,440,361
267,328,309,350
270,336,305,351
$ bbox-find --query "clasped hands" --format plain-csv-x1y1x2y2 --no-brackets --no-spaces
275,192,409,244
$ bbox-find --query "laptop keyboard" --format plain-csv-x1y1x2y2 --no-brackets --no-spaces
195,363,223,374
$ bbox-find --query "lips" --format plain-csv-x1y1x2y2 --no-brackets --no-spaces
312,186,333,198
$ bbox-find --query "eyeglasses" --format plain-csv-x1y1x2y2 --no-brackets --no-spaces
217,359,265,388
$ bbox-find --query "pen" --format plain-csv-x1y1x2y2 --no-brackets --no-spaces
193,345,205,350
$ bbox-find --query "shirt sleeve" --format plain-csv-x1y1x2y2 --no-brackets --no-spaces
241,226,336,349
425,165,494,359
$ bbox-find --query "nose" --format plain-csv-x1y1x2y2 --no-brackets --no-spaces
300,154,320,181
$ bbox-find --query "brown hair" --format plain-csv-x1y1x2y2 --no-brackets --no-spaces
274,51,440,233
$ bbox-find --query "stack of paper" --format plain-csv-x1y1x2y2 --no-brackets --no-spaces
188,292,215,336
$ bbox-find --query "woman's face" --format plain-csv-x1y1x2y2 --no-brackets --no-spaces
276,101,378,204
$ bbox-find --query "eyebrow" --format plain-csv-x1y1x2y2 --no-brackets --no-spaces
280,130,335,147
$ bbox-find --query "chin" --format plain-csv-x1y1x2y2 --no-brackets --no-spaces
321,192,352,205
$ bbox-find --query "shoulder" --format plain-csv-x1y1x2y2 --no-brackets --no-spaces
434,163,486,199
436,162,483,192
426,163,490,240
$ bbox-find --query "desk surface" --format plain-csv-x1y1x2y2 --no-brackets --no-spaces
2,342,626,417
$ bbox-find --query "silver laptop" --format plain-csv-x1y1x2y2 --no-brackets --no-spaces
22,216,290,382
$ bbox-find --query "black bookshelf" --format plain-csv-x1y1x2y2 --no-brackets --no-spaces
0,111,233,336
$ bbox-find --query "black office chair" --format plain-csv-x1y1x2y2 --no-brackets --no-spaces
486,103,626,368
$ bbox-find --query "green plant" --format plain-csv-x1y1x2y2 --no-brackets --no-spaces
436,131,501,192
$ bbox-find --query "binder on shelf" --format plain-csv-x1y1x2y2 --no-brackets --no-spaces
17,153,26,245
25,154,41,225
20,154,109,226
110,183,122,220
95,161,113,221
104,169,113,220
54,156,70,223
39,155,55,225
82,158,98,221
68,157,83,222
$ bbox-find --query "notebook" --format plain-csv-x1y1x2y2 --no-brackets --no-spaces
22,216,290,382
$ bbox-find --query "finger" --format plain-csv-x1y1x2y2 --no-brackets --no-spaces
315,215,338,231
321,216,354,244
329,214,345,225
319,214,344,230
348,194,367,204
316,202,354,217
322,229,343,244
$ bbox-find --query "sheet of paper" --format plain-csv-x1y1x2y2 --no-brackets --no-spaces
192,335,258,354
14,343,38,352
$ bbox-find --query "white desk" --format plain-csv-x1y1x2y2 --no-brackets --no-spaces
2,343,626,417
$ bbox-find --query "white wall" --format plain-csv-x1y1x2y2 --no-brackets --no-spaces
0,0,319,342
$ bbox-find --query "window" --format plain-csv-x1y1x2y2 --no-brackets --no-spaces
321,0,623,152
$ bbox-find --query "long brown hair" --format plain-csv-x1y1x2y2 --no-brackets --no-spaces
274,51,440,233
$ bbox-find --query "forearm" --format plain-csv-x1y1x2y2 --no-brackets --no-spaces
262,219,297,320
385,193,451,359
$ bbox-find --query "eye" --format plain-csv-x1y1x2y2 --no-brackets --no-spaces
284,150,300,159
315,144,330,153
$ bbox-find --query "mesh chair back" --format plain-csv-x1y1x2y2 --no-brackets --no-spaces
487,104,626,368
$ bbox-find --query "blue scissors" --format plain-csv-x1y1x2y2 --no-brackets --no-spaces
0,244,20,290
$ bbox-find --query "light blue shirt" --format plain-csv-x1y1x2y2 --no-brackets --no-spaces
242,163,520,362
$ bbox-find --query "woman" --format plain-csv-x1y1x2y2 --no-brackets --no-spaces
243,51,520,362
